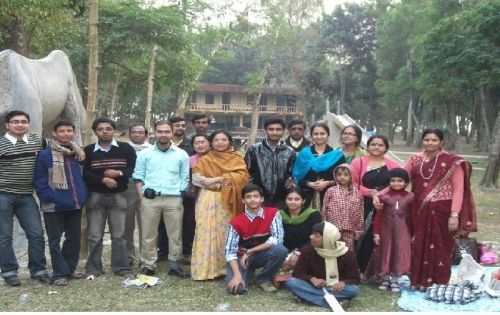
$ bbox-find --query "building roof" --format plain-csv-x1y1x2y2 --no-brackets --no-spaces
197,83,305,96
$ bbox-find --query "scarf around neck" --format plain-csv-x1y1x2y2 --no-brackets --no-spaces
292,146,343,184
280,207,318,225
314,222,348,286
50,141,85,189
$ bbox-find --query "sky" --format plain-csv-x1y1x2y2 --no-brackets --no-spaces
154,0,369,23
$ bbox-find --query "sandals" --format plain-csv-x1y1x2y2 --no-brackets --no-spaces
390,282,400,293
54,278,68,286
71,271,85,279
378,281,390,290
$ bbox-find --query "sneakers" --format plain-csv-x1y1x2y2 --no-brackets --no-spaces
32,273,52,285
140,267,155,276
4,275,21,287
258,281,278,293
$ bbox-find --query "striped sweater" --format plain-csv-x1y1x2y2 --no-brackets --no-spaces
0,133,43,194
83,141,137,193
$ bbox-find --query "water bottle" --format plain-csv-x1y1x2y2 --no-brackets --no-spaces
215,303,229,312
17,293,29,304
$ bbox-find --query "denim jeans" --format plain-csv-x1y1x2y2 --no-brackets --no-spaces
0,191,47,278
225,244,288,288
43,210,81,280
85,192,130,275
285,277,359,308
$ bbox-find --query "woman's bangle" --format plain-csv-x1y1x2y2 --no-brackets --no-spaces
450,212,459,218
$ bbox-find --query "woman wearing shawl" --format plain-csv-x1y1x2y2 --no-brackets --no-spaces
190,130,249,280
402,129,477,291
293,123,344,210
336,125,366,164
273,188,322,285
285,222,360,308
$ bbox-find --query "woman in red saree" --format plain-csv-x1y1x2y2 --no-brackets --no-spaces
405,129,477,291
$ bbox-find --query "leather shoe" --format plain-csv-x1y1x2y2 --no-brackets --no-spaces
140,267,155,276
4,275,21,286
32,273,52,285
168,268,189,278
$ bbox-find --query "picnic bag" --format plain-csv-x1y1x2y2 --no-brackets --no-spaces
452,236,478,265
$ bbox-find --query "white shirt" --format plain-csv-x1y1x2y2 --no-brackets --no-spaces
4,133,29,145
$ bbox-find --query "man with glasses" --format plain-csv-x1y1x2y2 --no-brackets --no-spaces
83,118,136,279
0,110,51,286
285,120,311,153
124,123,151,266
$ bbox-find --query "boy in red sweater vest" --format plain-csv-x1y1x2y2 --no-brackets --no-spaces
224,184,288,294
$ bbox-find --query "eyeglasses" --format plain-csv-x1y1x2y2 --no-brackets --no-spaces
342,132,357,136
96,127,114,132
8,120,29,125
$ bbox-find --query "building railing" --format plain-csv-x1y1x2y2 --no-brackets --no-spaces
186,103,304,114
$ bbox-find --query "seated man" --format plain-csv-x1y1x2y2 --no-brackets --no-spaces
225,183,288,294
285,221,360,308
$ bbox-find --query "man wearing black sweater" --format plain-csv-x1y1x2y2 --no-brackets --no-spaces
83,118,136,279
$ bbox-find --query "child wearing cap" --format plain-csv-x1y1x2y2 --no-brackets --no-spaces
372,168,414,293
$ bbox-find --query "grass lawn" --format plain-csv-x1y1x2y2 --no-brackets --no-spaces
1,141,499,312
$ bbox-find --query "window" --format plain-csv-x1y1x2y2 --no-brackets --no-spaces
222,92,231,104
205,93,214,104
259,94,268,106
287,95,296,106
276,95,286,106
247,95,255,105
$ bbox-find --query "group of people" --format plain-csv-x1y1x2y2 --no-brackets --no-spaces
0,110,477,309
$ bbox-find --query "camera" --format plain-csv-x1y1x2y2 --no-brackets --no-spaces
144,188,157,199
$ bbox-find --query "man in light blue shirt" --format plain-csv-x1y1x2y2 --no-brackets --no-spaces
133,120,189,278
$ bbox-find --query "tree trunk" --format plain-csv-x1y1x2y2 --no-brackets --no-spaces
109,70,121,120
248,95,261,146
83,0,99,146
7,18,29,56
444,100,458,150
479,85,491,152
406,98,414,146
480,109,500,188
144,45,158,133
81,0,99,259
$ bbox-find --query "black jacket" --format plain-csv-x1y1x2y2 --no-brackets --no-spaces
244,139,296,203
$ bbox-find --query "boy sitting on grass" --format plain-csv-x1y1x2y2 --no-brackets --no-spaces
224,183,288,294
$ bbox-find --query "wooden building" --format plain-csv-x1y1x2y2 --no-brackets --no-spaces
185,83,305,134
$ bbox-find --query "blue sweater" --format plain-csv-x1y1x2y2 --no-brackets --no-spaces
33,149,88,212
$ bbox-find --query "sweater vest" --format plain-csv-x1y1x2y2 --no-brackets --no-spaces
230,207,277,256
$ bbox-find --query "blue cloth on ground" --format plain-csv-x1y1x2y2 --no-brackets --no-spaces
397,266,500,312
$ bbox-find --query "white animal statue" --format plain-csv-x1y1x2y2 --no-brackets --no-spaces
0,49,86,144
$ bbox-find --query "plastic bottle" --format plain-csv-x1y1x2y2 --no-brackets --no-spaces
17,293,29,304
215,303,229,312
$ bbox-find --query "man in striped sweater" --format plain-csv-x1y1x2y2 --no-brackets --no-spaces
83,117,136,279
0,110,51,286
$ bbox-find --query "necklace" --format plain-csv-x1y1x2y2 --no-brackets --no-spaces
419,152,440,180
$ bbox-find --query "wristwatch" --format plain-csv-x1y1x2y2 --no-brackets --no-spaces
245,250,253,256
